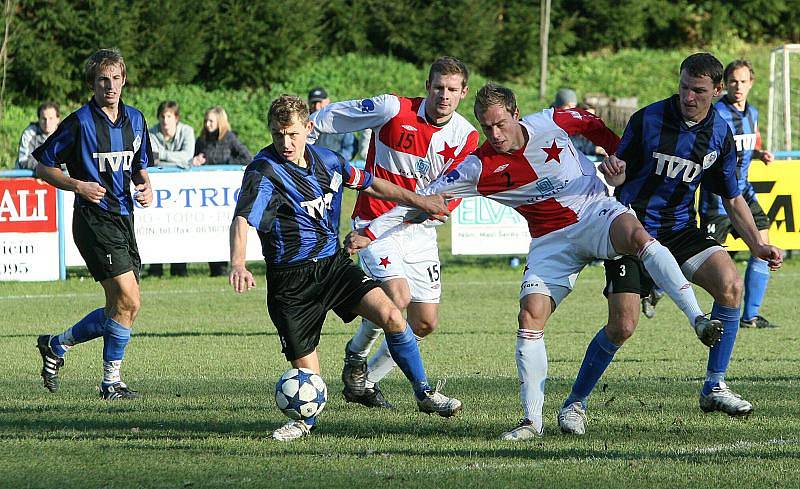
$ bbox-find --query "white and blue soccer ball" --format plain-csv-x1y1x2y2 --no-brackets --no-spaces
275,368,327,420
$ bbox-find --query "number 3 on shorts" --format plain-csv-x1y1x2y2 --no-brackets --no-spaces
618,264,626,277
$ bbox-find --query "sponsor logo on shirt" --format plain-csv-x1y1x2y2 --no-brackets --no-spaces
493,164,510,174
733,134,757,152
300,192,334,219
525,177,567,202
653,152,702,182
94,151,134,172
444,169,461,184
359,99,376,113
401,125,418,132
415,159,430,176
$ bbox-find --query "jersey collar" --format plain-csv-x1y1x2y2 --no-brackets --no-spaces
89,98,128,128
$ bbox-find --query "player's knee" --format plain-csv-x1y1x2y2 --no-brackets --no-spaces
518,306,546,329
378,305,406,333
606,318,637,344
116,292,141,322
410,318,437,337
721,275,744,304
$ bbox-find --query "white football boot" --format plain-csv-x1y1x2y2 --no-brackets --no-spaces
500,419,543,441
699,382,753,416
272,420,313,441
558,401,587,435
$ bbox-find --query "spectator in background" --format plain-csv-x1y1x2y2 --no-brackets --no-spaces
193,106,251,276
308,87,357,161
149,100,195,169
16,102,61,169
147,100,195,278
193,106,251,167
551,88,607,158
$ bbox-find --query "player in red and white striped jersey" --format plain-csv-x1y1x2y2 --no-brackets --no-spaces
356,83,720,439
310,57,480,408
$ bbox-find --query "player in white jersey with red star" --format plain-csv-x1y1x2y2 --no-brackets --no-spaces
354,82,722,438
310,57,480,408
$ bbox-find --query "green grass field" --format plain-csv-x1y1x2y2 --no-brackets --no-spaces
1,253,798,488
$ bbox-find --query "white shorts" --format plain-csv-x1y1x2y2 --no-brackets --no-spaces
358,224,441,303
520,197,634,306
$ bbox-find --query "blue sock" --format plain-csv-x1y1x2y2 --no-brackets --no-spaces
742,257,770,321
703,302,741,395
385,324,430,399
102,318,131,362
50,308,107,356
564,327,620,409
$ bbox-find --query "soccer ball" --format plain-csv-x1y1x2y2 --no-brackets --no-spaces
275,368,327,420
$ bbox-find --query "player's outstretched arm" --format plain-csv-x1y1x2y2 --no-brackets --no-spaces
598,155,627,187
35,164,106,204
362,178,451,219
723,195,783,270
229,216,256,293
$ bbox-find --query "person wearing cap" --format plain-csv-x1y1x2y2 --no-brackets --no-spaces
307,87,357,161
552,88,607,157
552,88,578,110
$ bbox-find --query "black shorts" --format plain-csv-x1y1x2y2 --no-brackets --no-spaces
266,249,382,361
72,205,141,282
603,226,721,297
700,194,770,243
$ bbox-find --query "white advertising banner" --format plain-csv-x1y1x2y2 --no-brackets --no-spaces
451,196,530,255
0,177,60,281
63,169,264,265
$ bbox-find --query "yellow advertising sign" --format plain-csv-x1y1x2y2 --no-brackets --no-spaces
721,160,800,251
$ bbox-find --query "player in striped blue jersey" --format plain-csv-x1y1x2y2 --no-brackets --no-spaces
229,95,462,441
33,49,153,400
699,60,777,329
558,53,783,435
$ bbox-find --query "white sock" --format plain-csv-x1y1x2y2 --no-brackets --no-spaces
366,333,423,389
516,329,546,432
102,360,122,385
638,239,703,325
348,319,383,359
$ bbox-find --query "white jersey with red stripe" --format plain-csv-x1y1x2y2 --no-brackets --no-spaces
367,108,620,239
310,94,480,234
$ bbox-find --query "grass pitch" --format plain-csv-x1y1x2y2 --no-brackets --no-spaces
1,258,798,488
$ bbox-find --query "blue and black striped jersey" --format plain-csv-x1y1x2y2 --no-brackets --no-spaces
699,97,760,217
32,99,152,216
234,144,374,265
615,95,739,238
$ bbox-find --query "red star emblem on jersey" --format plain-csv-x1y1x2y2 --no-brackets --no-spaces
379,257,392,268
437,143,458,164
541,140,563,163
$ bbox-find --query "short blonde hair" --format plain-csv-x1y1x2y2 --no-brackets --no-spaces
84,48,126,87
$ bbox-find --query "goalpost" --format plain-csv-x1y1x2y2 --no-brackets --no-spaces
767,44,800,158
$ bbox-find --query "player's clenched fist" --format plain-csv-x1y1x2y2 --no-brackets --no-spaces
77,181,106,204
344,230,372,254
598,155,627,187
